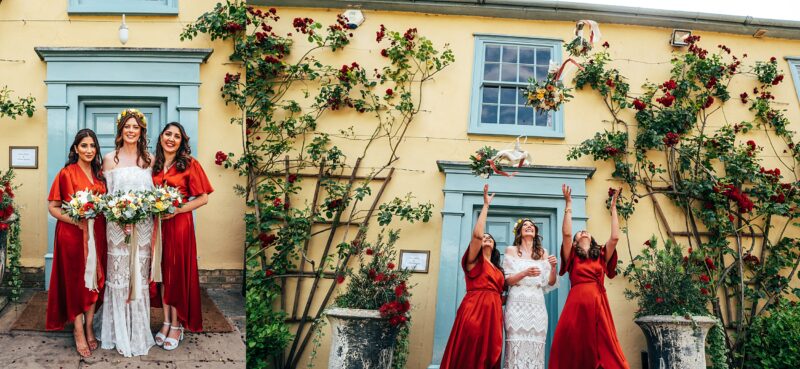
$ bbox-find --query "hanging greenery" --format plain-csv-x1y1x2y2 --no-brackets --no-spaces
1,170,22,301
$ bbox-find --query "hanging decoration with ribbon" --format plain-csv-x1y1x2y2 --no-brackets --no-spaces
150,216,163,283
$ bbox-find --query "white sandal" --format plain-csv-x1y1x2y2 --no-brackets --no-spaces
163,325,184,351
155,322,170,347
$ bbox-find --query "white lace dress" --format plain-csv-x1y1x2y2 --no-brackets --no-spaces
503,256,559,369
97,166,155,357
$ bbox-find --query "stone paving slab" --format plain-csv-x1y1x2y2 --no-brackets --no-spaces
0,289,245,369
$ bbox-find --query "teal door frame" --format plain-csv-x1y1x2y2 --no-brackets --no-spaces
35,47,212,289
430,161,595,368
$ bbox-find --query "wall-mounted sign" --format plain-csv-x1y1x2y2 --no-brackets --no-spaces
9,146,38,169
399,250,430,274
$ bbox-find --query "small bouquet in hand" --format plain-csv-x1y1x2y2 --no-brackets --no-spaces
102,191,150,244
62,190,104,221
144,186,183,283
61,190,105,291
146,186,183,217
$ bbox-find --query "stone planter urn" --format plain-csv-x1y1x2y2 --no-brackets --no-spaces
326,307,401,369
635,315,717,369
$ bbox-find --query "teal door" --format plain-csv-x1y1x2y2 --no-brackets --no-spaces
459,211,559,367
81,105,163,155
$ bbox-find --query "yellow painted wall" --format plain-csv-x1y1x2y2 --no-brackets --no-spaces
0,1,245,270
260,6,800,369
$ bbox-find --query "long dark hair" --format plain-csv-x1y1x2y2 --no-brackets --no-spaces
573,233,602,259
153,122,192,174
65,129,105,182
114,109,151,168
513,219,544,260
485,233,505,276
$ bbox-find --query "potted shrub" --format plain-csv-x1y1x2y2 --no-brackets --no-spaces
624,237,727,369
326,229,412,369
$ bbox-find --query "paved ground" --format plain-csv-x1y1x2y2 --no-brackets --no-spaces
0,289,245,369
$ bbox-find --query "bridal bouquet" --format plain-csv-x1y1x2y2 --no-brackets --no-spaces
144,186,183,283
469,146,499,179
102,191,150,244
145,186,184,217
61,190,104,221
62,190,106,291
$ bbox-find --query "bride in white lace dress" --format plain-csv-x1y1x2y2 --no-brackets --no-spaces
503,219,558,369
97,109,156,357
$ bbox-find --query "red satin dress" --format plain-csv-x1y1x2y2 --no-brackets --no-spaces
549,246,630,369
151,158,214,332
46,164,108,331
439,250,504,369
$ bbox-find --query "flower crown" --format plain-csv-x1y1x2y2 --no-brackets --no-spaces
116,108,147,128
512,218,534,236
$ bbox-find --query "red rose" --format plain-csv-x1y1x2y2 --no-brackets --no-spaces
287,174,298,184
214,151,228,165
772,75,784,85
387,262,395,270
394,282,406,297
705,77,717,89
705,257,716,271
700,287,709,295
385,88,393,96
746,140,757,151
0,223,8,232
265,269,274,277
644,283,652,289
258,233,277,247
273,198,283,208
336,274,345,284
662,80,677,90
644,240,651,247
375,273,386,282
656,92,675,107
368,269,376,279
663,132,680,147
740,92,748,103
172,200,180,207
633,99,647,110
380,49,389,57
605,78,615,88
602,41,610,48
656,297,664,303
700,274,710,283
365,248,374,255
770,56,777,63
703,95,714,109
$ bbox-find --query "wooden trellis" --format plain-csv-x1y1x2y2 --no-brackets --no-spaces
265,156,395,369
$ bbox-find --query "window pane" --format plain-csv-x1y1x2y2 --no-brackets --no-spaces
519,65,535,83
501,63,518,82
485,44,501,62
518,107,534,125
499,106,516,124
483,86,499,104
481,104,498,124
502,45,518,63
535,110,551,127
520,47,535,64
536,65,549,81
484,62,499,81
536,48,552,65
500,87,516,105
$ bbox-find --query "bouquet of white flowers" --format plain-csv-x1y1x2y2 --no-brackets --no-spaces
144,186,184,283
102,191,150,244
61,190,106,291
61,190,104,221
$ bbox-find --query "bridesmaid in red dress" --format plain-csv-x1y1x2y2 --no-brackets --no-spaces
549,184,630,369
151,122,213,350
440,184,504,369
46,129,108,358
